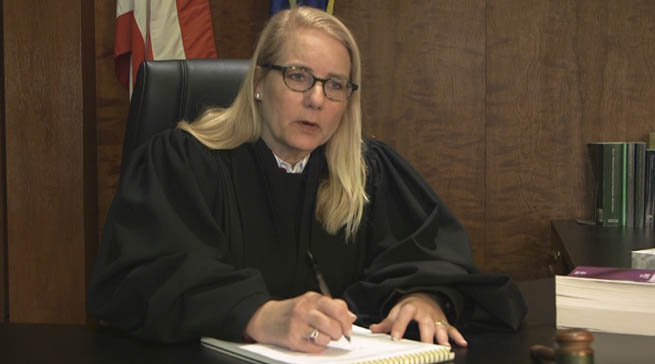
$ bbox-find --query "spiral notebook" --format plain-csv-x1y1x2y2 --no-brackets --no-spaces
201,325,454,364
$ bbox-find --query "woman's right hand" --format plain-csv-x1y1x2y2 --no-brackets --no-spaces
244,291,357,353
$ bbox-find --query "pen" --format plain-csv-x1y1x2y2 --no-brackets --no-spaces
306,251,352,343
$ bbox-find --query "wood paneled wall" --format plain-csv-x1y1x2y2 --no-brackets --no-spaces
2,0,96,323
3,0,655,323
337,1,488,266
486,0,655,276
485,0,655,276
94,0,655,281
336,0,655,279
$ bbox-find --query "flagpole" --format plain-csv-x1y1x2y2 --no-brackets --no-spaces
145,0,151,61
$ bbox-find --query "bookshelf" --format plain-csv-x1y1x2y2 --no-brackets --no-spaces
549,219,655,275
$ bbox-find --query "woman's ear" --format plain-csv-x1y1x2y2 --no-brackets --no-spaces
254,66,265,97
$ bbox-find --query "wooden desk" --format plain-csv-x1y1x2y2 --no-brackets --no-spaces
1,279,653,363
550,219,655,274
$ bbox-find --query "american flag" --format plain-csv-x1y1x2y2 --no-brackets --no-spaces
114,0,218,95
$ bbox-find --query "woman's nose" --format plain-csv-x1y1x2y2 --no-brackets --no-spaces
304,81,325,109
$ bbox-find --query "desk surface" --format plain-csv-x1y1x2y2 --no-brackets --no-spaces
551,219,655,271
2,279,654,364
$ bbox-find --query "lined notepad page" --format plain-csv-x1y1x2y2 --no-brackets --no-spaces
203,325,454,364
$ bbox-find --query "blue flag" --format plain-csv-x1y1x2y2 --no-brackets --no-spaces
270,0,334,16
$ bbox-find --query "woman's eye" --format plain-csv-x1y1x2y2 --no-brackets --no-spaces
327,80,345,90
288,72,307,82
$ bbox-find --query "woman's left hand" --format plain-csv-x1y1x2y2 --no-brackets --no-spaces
369,292,467,347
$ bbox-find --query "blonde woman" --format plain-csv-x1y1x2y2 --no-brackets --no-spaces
88,7,526,352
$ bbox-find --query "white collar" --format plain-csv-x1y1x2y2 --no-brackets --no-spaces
273,153,311,174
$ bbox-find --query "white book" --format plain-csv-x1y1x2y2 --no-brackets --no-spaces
632,248,655,269
556,266,655,336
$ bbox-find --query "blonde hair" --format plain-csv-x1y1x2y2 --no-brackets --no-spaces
178,7,367,240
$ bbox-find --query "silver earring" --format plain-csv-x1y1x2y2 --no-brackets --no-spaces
255,92,262,100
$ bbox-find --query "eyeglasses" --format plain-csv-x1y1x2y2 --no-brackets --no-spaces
265,64,358,102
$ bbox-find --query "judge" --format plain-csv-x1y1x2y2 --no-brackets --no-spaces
88,6,526,353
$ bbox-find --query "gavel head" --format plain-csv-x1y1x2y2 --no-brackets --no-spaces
554,329,594,363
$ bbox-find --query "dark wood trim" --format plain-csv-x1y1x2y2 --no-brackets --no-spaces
0,0,8,323
4,0,95,323
82,0,97,321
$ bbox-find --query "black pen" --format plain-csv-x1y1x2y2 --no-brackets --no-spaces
306,251,352,343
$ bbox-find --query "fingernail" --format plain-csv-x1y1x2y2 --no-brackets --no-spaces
391,332,400,341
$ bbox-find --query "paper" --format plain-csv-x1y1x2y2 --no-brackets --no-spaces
202,325,454,364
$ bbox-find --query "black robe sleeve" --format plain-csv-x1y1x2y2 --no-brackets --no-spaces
344,140,527,333
87,129,271,342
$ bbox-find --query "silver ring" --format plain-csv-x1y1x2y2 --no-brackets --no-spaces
308,328,320,343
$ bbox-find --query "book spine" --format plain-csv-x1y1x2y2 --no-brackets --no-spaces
569,266,655,283
602,144,622,226
588,144,605,224
626,142,635,227
634,143,646,227
645,149,655,229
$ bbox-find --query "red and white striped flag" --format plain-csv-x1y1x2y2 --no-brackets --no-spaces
114,0,218,94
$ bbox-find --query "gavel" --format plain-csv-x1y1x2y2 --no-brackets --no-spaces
530,329,594,363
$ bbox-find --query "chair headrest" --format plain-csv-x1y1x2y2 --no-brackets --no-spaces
122,59,250,164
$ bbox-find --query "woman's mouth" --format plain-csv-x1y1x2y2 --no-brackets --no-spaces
297,120,320,132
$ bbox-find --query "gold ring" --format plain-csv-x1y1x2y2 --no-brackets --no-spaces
435,320,449,328
308,329,320,343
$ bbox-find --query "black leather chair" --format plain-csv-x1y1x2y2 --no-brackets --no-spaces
121,58,250,168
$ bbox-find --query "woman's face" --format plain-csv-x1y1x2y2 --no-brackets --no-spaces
256,28,351,164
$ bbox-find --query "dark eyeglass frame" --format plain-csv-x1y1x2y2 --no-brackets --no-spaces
264,64,358,102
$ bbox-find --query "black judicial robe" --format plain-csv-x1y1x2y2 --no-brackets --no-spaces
87,128,527,342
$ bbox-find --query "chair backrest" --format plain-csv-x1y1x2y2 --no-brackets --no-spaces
122,58,250,165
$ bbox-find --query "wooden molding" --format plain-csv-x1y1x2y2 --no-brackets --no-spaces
4,0,96,323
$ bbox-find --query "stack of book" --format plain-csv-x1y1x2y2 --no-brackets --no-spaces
587,133,655,228
556,266,655,336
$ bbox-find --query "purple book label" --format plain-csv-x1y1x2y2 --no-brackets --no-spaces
569,266,655,283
